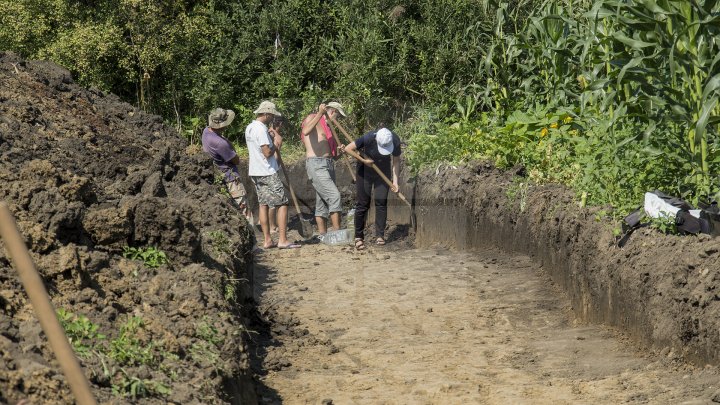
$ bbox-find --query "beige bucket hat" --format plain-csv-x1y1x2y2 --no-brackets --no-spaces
253,101,282,116
208,108,236,129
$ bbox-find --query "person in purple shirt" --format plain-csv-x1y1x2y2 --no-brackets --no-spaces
201,108,251,222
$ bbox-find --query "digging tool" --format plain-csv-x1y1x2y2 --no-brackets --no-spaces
327,117,417,231
0,202,97,405
327,117,411,207
272,139,314,239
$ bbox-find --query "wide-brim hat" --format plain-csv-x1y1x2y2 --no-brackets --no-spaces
376,128,394,156
253,101,282,116
326,101,347,117
208,108,236,129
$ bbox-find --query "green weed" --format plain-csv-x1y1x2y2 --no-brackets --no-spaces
109,316,158,367
213,174,231,198
189,319,224,372
207,230,232,256
56,308,105,357
645,213,679,235
122,246,168,268
223,281,237,303
112,369,171,400
506,178,529,213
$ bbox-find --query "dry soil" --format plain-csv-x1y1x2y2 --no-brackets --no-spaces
252,238,720,404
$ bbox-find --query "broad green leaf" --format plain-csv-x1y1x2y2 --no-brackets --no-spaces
694,96,719,144
702,72,720,101
612,32,656,49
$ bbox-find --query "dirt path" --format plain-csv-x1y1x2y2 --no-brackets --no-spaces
251,240,720,404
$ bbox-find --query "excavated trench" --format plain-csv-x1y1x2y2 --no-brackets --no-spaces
248,160,720,403
3,51,717,403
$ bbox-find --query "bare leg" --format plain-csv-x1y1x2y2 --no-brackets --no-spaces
329,212,341,231
258,205,274,248
277,205,290,246
316,216,327,235
269,207,278,233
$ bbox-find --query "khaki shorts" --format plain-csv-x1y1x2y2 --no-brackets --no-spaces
226,179,249,217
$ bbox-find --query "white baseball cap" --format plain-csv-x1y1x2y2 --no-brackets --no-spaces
376,128,394,156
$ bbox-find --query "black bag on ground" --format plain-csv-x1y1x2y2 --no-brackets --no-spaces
618,191,717,245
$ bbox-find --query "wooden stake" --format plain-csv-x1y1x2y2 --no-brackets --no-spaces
0,202,97,405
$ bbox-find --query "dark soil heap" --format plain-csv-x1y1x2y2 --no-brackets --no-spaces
0,52,256,404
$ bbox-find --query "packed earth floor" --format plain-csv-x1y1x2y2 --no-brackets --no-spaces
251,229,720,404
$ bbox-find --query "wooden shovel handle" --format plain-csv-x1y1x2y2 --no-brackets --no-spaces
0,202,97,405
327,117,411,207
274,150,303,216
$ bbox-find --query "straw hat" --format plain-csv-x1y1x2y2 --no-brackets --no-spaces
326,101,347,117
253,101,282,116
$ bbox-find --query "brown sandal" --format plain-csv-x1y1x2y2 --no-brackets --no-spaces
375,237,386,246
354,238,366,250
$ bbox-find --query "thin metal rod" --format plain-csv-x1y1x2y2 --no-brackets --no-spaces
0,202,97,405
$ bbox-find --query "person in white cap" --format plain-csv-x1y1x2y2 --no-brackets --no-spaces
201,108,252,223
343,126,402,250
300,102,347,238
245,101,301,249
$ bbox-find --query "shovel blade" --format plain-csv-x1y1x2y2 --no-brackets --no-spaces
298,214,314,238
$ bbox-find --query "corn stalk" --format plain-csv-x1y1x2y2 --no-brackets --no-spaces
585,0,720,200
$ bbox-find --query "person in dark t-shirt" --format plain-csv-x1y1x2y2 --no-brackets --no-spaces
201,108,251,222
343,127,402,250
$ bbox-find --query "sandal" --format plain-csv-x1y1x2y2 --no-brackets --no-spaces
354,238,366,250
375,237,386,246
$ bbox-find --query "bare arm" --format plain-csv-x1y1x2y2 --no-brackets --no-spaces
344,142,374,165
301,104,327,136
261,127,282,159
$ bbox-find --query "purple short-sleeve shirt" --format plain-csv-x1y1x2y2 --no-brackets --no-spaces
201,127,240,181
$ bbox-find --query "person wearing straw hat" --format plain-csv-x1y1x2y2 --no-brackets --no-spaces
343,127,402,250
245,101,301,249
300,101,346,238
201,108,252,223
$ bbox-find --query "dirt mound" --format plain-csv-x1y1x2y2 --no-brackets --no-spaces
413,162,720,367
0,52,256,403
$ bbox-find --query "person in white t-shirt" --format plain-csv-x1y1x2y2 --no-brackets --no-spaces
245,101,301,249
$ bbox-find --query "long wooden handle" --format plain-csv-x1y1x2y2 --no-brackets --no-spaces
326,117,411,207
0,202,97,405
275,151,303,216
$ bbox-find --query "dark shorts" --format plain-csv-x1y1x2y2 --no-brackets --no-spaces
251,173,288,208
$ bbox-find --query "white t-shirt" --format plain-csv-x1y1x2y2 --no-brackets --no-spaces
245,120,279,176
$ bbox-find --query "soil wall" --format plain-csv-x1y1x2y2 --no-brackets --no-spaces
408,162,720,367
0,52,257,404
